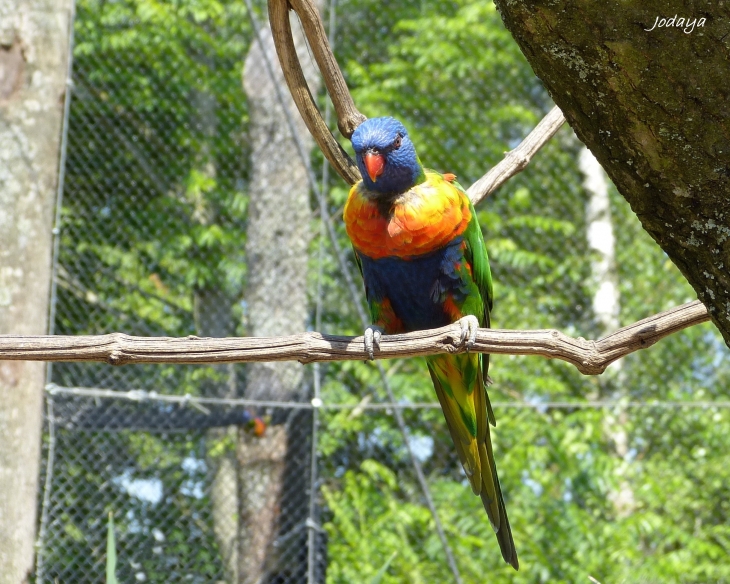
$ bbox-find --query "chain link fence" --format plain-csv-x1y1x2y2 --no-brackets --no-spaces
33,0,730,582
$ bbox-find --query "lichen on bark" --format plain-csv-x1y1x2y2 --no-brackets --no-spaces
494,1,730,345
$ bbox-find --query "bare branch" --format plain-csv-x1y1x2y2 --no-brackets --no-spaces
288,0,366,137
467,105,566,205
267,0,566,194
268,0,363,185
0,301,709,375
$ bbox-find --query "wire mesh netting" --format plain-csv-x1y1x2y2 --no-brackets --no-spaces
40,393,319,582
34,0,730,582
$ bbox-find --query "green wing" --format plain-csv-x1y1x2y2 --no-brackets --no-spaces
459,185,493,322
458,182,496,425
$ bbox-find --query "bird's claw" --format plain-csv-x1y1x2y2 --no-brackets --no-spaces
364,325,384,361
458,315,480,351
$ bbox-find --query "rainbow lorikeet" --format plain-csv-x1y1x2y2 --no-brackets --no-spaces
343,117,518,569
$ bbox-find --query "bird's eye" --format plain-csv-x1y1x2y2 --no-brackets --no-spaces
393,134,402,149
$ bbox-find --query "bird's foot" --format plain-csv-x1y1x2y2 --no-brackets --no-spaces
458,315,480,351
364,325,384,361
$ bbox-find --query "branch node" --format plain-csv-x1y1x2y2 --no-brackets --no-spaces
506,150,529,170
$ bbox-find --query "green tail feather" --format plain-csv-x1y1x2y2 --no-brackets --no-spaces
427,353,518,569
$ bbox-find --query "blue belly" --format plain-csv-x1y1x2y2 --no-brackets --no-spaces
357,238,469,332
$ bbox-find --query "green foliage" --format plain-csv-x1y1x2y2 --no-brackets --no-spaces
55,0,251,391
323,460,443,583
317,1,730,582
49,0,730,581
371,552,398,584
43,430,226,581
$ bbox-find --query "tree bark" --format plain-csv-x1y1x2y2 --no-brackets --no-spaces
239,9,320,583
0,0,72,580
235,425,288,584
493,1,730,345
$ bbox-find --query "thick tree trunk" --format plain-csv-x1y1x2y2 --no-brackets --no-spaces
242,20,315,405
236,425,288,583
494,1,730,345
0,0,73,581
239,10,320,583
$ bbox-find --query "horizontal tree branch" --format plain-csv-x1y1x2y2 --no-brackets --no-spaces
0,301,709,375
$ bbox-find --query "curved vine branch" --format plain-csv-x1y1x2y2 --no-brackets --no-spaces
267,0,566,194
0,301,709,375
288,0,365,137
268,0,363,184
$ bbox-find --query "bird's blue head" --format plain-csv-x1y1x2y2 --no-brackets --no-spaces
351,117,424,196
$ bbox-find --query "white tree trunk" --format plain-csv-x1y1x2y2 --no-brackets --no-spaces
0,0,72,580
242,16,317,404
238,10,320,583
236,425,288,584
580,146,634,517
581,147,620,337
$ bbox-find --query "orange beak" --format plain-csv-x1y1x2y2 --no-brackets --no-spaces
363,152,385,182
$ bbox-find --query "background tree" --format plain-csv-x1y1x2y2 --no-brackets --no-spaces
238,6,321,580
0,0,73,581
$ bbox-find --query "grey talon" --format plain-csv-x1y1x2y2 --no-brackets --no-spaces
458,315,479,351
364,328,374,360
364,325,383,361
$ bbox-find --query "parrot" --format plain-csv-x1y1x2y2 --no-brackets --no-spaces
343,116,518,569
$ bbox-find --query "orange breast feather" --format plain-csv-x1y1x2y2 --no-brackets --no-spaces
343,172,472,260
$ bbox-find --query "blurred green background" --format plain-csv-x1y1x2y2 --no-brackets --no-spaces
36,0,730,582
